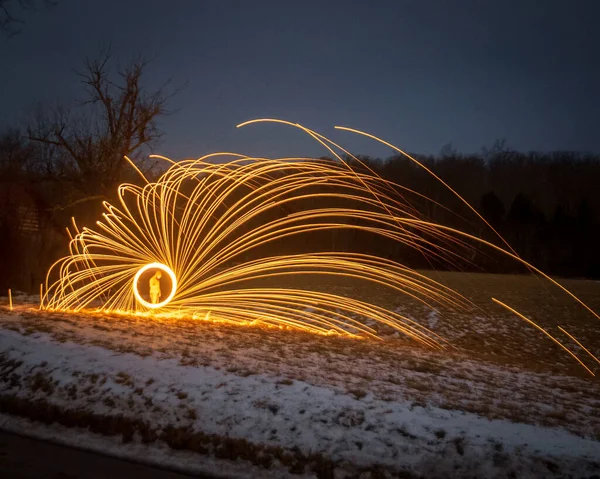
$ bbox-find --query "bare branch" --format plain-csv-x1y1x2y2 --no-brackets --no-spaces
1,0,57,36
27,49,177,200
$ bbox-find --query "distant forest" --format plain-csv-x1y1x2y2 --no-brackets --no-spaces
2,128,599,293
341,145,600,280
1,54,599,293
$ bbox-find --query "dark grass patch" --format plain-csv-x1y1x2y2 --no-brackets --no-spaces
276,378,294,386
453,436,465,456
393,427,417,440
28,372,55,395
348,388,367,400
114,372,134,387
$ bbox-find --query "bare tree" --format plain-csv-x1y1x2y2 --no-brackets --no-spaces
28,50,174,204
0,0,56,36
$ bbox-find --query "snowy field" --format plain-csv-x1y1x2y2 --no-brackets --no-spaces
0,282,599,478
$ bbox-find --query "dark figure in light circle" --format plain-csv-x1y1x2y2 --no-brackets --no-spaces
149,270,162,304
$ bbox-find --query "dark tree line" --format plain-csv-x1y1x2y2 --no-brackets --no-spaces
2,51,599,293
4,132,599,293
345,149,600,278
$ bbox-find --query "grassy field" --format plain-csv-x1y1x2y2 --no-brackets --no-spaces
2,271,599,423
400,271,600,375
221,269,600,376
1,271,599,477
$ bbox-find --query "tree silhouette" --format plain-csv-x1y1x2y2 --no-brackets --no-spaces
480,191,505,229
506,193,546,264
0,0,56,36
28,49,175,206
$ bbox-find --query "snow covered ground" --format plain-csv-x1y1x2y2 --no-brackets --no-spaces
0,303,599,478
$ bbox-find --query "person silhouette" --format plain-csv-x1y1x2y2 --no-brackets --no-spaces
149,270,162,304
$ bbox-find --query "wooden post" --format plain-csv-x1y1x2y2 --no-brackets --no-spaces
8,289,12,311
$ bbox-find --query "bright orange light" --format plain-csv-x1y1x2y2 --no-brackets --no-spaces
39,119,599,376
132,262,177,309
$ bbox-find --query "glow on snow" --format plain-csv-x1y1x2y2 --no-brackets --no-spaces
41,119,600,375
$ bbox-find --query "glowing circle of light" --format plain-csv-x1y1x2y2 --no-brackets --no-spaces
132,262,177,309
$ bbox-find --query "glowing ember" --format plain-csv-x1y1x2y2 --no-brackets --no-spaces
41,119,599,375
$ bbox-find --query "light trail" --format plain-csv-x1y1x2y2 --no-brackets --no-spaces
492,298,595,376
41,121,599,375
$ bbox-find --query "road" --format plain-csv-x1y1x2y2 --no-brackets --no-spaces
0,430,207,478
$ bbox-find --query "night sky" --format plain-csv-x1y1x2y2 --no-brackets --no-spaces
1,0,599,160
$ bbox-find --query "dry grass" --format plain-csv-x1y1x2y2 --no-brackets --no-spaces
1,272,599,441
0,393,378,479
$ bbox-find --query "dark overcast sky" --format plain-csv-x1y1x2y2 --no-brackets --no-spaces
1,0,599,160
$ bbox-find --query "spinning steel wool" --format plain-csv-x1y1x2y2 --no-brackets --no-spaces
42,120,599,374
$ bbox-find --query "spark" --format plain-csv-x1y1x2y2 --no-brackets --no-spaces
492,298,595,376
558,326,600,366
41,120,599,375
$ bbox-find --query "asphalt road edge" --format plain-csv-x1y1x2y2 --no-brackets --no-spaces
0,412,261,479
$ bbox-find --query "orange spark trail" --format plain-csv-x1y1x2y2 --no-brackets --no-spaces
41,120,599,375
492,298,594,376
